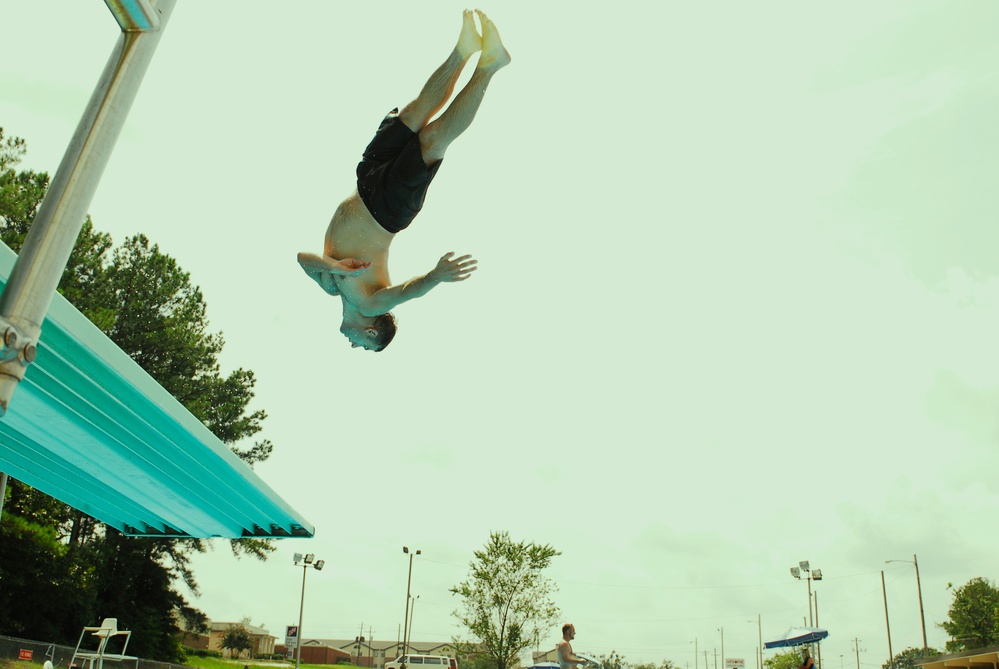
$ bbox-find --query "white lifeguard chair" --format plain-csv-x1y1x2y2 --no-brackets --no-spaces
70,618,138,669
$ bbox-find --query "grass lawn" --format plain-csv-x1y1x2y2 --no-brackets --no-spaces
185,658,356,669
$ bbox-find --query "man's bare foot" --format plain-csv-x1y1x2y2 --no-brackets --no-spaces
475,9,511,72
456,9,483,59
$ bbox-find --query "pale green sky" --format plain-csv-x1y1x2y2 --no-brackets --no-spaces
2,1,998,666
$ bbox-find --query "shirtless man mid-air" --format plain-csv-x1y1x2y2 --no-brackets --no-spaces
298,10,510,351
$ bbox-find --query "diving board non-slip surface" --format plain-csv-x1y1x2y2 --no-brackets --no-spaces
0,243,314,538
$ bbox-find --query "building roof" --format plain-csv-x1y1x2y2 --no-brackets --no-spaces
917,647,999,669
0,242,314,538
303,639,454,654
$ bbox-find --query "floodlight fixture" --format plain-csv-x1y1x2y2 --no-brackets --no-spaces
314,560,325,571
294,553,303,563
305,553,314,564
812,569,822,580
791,567,801,578
799,561,810,571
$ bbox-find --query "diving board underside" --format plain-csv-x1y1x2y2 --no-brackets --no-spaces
0,243,314,538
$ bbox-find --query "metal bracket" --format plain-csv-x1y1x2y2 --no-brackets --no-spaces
0,317,38,367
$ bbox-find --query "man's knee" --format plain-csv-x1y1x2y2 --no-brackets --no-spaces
418,127,447,164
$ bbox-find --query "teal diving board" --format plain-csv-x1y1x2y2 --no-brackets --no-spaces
0,242,314,538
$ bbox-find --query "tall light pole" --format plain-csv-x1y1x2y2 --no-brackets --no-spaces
402,546,421,661
294,553,325,669
885,555,927,650
718,628,725,669
790,561,823,627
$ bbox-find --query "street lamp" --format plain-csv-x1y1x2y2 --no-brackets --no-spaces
885,555,927,650
293,553,325,669
402,546,421,660
790,561,822,627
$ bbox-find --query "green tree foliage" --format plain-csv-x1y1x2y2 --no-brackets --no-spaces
765,649,804,669
940,577,999,651
592,651,677,669
221,623,254,659
451,531,561,669
0,129,272,659
633,661,679,669
882,647,940,669
594,652,627,669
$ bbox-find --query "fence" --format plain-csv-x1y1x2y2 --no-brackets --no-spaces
0,634,186,669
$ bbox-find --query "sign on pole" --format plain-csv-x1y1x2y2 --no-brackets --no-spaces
725,659,745,669
287,625,298,638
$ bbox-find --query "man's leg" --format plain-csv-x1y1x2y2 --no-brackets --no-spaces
418,10,511,166
398,10,483,133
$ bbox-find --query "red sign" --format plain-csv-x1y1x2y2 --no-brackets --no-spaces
18,650,33,661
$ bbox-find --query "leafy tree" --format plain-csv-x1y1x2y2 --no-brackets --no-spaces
882,647,940,669
765,649,804,669
0,129,273,660
634,662,678,669
451,531,561,669
594,652,627,669
940,577,999,651
221,623,253,659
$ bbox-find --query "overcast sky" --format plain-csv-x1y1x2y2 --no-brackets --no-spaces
2,1,999,668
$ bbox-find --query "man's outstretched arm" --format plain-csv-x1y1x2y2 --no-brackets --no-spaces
361,251,477,315
297,252,371,295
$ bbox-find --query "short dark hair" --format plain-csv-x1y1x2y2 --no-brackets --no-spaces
562,624,573,636
370,313,397,351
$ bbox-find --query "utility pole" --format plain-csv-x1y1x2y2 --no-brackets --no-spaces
356,623,365,665
758,614,763,669
914,554,928,651
853,639,862,669
882,571,894,668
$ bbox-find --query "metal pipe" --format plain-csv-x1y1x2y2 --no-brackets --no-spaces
0,0,175,414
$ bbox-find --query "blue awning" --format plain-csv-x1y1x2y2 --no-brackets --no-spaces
0,242,314,538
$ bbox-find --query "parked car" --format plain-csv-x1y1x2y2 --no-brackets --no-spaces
386,655,453,669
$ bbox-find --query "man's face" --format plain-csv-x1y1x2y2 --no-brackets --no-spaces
568,626,575,640
340,323,377,351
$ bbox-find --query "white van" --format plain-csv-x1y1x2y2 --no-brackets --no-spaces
386,655,452,669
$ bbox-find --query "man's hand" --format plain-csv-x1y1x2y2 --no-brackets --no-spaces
429,252,477,283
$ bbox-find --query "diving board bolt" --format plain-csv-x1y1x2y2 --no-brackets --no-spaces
0,321,34,367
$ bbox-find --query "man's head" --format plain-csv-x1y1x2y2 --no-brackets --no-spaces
340,313,397,351
562,624,575,639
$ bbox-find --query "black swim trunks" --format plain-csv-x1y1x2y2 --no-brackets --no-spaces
356,108,443,234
